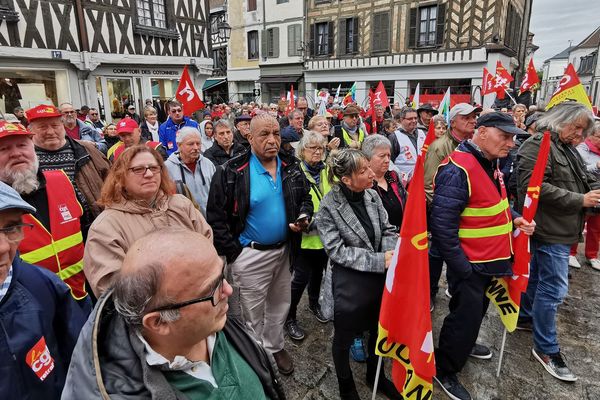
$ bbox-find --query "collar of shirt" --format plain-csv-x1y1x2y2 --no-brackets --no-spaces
136,332,218,387
0,265,13,303
250,152,281,177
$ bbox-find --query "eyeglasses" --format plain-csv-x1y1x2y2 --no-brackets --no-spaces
346,115,359,119
128,165,162,175
170,108,183,113
0,223,33,243
90,113,98,116
305,145,325,152
149,264,227,312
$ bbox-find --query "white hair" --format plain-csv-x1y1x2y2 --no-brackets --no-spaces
175,126,201,144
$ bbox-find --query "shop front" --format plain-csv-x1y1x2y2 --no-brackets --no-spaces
90,66,183,123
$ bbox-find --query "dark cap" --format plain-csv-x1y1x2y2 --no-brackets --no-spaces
525,113,542,130
476,112,526,136
234,114,252,125
417,103,439,115
343,105,360,116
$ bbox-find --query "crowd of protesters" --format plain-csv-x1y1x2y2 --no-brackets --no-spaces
0,90,598,400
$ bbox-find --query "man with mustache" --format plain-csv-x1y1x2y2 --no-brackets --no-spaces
0,119,96,306
59,103,106,153
207,113,313,376
62,229,285,399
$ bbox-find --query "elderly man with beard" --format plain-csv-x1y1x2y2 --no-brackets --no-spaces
207,114,313,376
165,127,216,215
0,120,95,305
59,103,106,153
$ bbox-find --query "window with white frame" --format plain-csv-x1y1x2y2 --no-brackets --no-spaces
137,0,167,29
418,5,437,47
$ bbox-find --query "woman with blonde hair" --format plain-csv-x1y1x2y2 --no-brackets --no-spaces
83,145,212,296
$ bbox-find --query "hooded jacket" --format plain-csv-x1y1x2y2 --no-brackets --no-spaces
198,120,215,153
0,256,88,400
165,152,216,214
83,194,213,297
61,291,285,400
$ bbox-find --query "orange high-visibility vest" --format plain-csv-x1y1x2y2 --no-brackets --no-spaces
441,150,513,263
19,170,87,300
108,140,162,161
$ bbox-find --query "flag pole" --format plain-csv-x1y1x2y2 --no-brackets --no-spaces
503,88,518,106
496,327,508,378
371,356,383,400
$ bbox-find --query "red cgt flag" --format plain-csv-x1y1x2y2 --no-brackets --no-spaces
487,132,551,332
546,63,593,110
176,66,205,116
482,67,497,96
519,58,540,94
285,85,295,116
373,80,390,108
493,60,514,100
376,142,435,398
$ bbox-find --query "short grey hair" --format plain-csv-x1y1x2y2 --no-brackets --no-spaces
113,261,180,332
536,102,595,137
296,131,327,159
213,118,233,132
176,126,201,144
512,103,527,112
362,134,391,160
290,109,304,119
327,148,368,185
394,106,417,121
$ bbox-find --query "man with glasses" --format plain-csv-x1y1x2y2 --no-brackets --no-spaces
59,103,106,153
0,119,99,304
84,107,106,134
159,99,200,156
332,105,366,149
391,106,427,184
107,118,166,162
0,181,89,399
62,229,285,399
125,104,142,124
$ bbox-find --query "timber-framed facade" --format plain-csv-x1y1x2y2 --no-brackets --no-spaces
0,0,212,122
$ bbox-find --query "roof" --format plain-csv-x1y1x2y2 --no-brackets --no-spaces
545,46,575,62
575,26,600,49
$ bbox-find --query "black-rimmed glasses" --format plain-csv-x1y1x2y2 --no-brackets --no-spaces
128,165,162,175
149,265,227,312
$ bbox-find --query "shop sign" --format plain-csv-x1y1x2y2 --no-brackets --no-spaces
110,68,180,76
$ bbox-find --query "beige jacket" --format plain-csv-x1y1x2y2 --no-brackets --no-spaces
83,193,213,296
423,130,461,203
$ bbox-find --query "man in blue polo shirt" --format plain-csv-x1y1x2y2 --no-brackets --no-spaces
207,114,313,376
158,100,200,155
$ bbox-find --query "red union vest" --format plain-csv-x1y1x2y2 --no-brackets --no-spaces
19,170,87,300
108,140,162,161
441,150,513,263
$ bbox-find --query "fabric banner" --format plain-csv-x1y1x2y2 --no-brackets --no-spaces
175,65,205,116
546,64,593,110
486,132,551,332
376,120,437,398
519,59,540,94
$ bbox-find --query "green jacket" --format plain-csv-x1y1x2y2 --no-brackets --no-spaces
424,130,461,203
516,131,600,244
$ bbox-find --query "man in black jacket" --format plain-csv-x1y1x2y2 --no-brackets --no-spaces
206,114,313,376
62,229,285,400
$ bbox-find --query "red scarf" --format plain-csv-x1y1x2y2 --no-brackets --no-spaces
585,138,600,156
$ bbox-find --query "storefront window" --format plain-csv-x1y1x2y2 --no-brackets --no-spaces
0,69,68,113
107,78,133,119
151,78,179,100
95,77,106,120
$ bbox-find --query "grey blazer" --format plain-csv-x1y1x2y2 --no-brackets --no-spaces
316,184,398,273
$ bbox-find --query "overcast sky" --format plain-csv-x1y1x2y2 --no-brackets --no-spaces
529,0,600,68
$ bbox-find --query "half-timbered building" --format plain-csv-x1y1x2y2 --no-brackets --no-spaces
0,0,212,122
305,0,534,107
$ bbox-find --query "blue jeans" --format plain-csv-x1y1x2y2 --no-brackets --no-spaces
520,239,570,354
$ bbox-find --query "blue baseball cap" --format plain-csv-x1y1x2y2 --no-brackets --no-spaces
0,181,36,213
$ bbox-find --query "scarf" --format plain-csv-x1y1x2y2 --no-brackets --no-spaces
341,121,358,135
585,138,600,156
303,161,324,185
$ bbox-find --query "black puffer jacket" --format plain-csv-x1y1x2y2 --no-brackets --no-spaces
206,150,313,263
61,291,286,400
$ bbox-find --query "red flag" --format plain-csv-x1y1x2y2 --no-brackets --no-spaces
546,63,593,110
376,150,435,397
373,81,390,108
368,88,377,133
482,67,497,96
493,61,514,100
175,65,205,116
421,119,438,156
519,59,540,94
285,85,295,116
487,132,551,332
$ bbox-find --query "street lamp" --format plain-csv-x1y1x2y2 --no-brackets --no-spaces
217,21,231,42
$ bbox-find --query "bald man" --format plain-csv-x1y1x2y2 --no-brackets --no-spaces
63,229,284,399
207,114,313,375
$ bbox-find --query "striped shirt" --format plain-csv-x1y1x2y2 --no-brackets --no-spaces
0,266,13,303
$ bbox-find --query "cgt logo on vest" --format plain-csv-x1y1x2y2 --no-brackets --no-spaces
26,337,55,381
58,204,74,223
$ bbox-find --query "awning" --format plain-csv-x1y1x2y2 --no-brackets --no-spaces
202,78,226,91
257,75,302,84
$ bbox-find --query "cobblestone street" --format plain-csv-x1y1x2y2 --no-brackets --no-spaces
280,252,600,400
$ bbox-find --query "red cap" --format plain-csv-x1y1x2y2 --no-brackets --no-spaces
25,104,62,122
0,121,33,140
116,117,139,134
